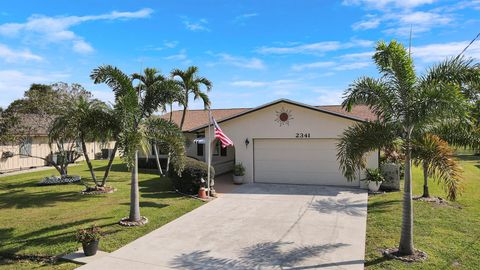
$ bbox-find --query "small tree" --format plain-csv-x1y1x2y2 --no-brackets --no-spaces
132,68,182,177
91,65,187,225
171,66,212,130
412,133,463,200
49,96,118,189
337,40,479,256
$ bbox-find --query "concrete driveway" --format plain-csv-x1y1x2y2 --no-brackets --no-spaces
78,183,368,270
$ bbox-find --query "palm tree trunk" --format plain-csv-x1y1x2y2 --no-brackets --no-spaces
153,143,163,176
179,93,189,129
180,106,187,130
129,150,141,222
399,136,415,255
422,162,430,198
166,152,171,174
81,137,99,186
101,142,118,187
169,103,173,122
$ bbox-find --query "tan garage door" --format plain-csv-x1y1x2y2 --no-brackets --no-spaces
254,138,358,186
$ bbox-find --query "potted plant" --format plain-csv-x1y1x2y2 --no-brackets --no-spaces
362,168,385,192
233,163,245,184
76,225,102,256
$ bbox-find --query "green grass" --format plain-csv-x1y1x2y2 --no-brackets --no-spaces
366,155,480,269
0,159,204,269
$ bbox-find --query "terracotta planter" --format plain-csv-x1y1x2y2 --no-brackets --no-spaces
233,175,244,185
82,240,99,256
368,181,383,192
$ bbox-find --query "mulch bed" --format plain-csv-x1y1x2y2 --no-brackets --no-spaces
119,216,149,227
413,195,461,208
382,248,428,262
81,186,117,195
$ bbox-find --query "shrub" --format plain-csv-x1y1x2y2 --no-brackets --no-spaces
76,225,102,243
169,157,215,195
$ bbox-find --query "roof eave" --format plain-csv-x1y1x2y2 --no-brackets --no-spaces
188,98,366,132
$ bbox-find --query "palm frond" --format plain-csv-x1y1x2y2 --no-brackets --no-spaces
412,134,463,200
337,121,400,181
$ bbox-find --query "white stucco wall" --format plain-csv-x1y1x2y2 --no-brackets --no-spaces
199,101,378,186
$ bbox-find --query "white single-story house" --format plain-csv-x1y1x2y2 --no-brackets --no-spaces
160,99,379,187
0,115,116,174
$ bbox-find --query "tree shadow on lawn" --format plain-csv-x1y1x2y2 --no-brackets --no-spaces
92,163,128,173
367,200,402,214
170,242,359,270
0,189,89,209
120,201,169,209
138,178,181,200
0,217,116,256
455,155,480,162
364,256,392,267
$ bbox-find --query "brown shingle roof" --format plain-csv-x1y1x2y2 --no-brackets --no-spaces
161,103,376,132
317,105,377,122
8,114,54,136
160,108,249,132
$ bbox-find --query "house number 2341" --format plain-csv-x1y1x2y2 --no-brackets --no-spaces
296,133,311,138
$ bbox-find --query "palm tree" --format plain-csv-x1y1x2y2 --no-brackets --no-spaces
132,68,182,176
171,66,212,129
91,65,187,225
412,133,463,200
49,97,117,189
337,40,479,256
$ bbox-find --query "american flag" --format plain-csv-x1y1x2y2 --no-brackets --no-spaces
212,117,234,148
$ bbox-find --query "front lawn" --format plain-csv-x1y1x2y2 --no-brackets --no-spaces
0,159,203,269
366,155,480,269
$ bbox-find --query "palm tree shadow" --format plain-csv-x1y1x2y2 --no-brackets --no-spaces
309,197,367,217
170,241,353,269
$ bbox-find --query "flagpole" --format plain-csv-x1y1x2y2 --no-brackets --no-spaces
207,109,212,198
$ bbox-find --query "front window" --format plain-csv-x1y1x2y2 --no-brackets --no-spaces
19,137,32,157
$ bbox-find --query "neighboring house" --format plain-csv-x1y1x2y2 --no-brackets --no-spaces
156,98,378,187
0,115,116,174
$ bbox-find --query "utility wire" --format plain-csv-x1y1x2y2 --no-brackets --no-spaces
456,32,480,59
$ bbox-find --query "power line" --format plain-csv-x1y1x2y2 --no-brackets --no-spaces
457,32,480,59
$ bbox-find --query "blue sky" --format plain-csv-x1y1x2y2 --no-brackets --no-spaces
1,0,479,109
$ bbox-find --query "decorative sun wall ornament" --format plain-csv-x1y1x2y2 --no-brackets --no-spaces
275,107,294,126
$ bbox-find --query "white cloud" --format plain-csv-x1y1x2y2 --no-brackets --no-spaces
412,41,480,62
256,39,373,55
352,18,381,30
164,49,188,61
217,53,266,69
183,18,210,32
383,11,453,36
342,0,436,10
312,88,343,105
231,80,268,88
233,13,258,24
291,61,335,71
164,40,178,48
0,43,43,62
0,8,153,54
339,51,374,60
334,61,370,70
0,69,69,107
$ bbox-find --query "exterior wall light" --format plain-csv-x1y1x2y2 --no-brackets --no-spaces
245,138,250,148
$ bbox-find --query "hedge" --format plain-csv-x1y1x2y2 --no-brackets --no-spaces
169,157,215,195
